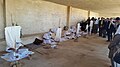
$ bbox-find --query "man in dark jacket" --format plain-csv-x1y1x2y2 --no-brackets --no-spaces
99,18,106,37
108,17,120,67
106,18,116,42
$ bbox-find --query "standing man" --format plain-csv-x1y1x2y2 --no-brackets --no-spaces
108,17,120,67
106,18,115,42
99,17,104,37
94,18,100,34
89,17,94,35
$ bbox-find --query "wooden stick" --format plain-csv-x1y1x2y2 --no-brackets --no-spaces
11,14,13,23
59,18,61,27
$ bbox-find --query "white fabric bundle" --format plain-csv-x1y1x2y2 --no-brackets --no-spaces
76,23,81,34
5,26,23,52
55,27,62,41
1,48,34,62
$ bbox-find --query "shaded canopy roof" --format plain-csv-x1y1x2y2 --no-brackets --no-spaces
45,0,120,16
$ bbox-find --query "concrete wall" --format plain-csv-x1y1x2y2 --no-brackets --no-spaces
70,7,88,26
0,0,100,39
100,13,120,18
0,0,4,39
6,0,67,35
90,11,99,18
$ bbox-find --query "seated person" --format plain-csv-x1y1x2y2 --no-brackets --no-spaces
43,29,57,48
62,26,76,39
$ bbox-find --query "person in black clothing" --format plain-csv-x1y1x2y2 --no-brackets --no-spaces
80,21,87,32
86,17,91,34
106,18,115,42
99,17,106,37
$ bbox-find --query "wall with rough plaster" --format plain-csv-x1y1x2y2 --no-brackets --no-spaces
0,0,4,39
90,11,99,18
6,0,67,35
0,0,100,39
100,13,120,18
70,7,88,26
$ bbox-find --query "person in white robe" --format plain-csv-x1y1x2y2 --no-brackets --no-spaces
43,30,57,48
89,19,94,35
76,23,81,37
69,25,76,39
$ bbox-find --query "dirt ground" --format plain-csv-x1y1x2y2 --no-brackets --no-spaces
0,35,110,67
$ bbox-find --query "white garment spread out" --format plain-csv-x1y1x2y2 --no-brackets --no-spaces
1,48,34,62
55,27,62,41
5,26,23,52
1,26,34,62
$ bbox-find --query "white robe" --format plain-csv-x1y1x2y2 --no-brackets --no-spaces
89,20,94,35
115,25,120,35
43,32,56,45
114,61,120,67
5,26,23,52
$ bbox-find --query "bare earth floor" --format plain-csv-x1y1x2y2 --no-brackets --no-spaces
0,35,110,67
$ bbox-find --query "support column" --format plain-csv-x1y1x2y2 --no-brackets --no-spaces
3,0,6,28
3,0,6,39
67,6,71,27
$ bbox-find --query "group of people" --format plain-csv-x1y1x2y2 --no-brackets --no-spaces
80,17,120,67
107,17,120,67
42,24,82,48
80,17,120,42
42,17,120,48
42,17,120,67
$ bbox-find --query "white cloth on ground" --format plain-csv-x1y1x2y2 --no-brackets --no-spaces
1,48,34,62
5,26,23,52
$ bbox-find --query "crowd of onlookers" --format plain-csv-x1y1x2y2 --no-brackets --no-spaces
80,17,120,42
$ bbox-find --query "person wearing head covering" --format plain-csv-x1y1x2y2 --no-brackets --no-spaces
43,29,57,48
108,17,120,67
